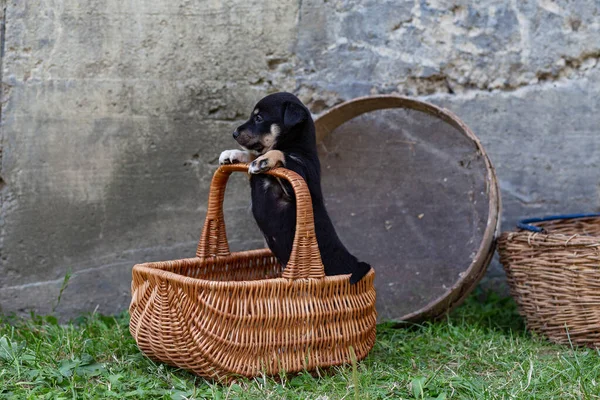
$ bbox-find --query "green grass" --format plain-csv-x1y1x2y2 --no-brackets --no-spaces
2,289,600,399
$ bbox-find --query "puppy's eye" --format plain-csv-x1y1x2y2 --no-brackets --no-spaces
254,114,263,123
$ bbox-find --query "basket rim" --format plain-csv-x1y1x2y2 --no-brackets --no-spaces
132,249,375,289
315,94,501,322
516,213,600,233
500,214,600,245
499,230,600,246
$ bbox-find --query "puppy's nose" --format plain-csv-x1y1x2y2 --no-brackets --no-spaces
232,130,240,139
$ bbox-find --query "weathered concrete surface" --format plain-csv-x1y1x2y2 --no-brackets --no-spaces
0,0,299,317
1,0,599,318
296,0,600,103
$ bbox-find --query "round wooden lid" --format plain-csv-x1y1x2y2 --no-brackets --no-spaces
315,95,500,322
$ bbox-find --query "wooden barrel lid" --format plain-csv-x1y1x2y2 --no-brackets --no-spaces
315,95,500,322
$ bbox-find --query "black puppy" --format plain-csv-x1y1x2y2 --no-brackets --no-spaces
219,92,371,284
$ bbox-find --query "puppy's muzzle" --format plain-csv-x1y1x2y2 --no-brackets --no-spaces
233,130,264,153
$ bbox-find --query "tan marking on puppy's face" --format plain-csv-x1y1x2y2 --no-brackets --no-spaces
270,123,281,136
260,123,281,152
253,108,260,115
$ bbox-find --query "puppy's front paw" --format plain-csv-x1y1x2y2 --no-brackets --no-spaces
219,149,251,165
249,150,285,174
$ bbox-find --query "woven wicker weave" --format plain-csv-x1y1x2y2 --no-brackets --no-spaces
129,163,377,379
498,216,600,347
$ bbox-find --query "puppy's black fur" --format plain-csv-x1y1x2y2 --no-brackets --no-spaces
219,92,371,284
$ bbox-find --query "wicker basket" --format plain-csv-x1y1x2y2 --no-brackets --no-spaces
498,214,600,347
129,163,377,379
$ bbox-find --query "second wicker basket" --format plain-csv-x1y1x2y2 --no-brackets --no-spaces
498,214,600,347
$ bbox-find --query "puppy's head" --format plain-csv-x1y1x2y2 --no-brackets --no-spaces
232,92,311,155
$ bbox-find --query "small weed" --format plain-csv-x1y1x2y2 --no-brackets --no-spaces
53,269,72,313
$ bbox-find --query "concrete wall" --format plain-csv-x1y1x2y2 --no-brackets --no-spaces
1,0,599,318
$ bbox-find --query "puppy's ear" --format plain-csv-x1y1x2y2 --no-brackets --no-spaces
283,101,307,130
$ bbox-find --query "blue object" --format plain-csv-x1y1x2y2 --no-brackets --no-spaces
517,213,600,233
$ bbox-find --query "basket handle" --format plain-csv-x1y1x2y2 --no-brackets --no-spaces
196,163,325,280
517,213,600,233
